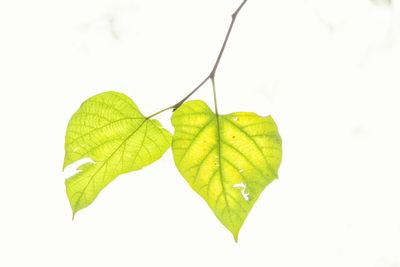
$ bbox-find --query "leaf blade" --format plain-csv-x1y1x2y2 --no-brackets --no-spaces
171,100,282,240
64,91,172,217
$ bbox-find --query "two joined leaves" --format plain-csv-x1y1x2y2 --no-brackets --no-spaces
64,92,282,240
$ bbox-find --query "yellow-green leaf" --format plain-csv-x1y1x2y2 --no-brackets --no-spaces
64,91,172,217
171,100,282,241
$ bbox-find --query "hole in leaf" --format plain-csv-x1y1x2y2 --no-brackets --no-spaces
63,157,95,177
233,183,250,201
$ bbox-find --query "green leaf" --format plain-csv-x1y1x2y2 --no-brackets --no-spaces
171,100,282,241
64,91,172,217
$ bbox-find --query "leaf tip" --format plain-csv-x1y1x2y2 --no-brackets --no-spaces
72,210,77,221
232,229,240,242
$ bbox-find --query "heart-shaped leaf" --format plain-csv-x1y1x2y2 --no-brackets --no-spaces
171,100,282,241
64,91,172,217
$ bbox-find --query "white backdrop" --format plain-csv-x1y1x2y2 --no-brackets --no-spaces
0,0,399,266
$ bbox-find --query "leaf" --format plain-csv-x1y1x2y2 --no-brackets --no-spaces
64,91,172,217
171,100,282,241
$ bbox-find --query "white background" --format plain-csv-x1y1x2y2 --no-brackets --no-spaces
1,0,400,266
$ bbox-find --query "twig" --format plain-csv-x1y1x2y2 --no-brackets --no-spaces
148,0,248,118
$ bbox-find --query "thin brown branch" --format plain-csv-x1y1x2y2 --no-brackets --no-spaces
147,0,249,117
